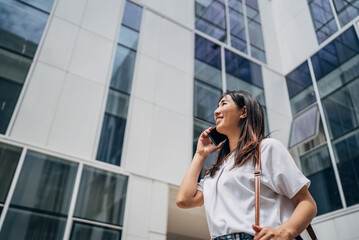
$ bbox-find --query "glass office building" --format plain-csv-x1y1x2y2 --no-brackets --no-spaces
0,0,358,239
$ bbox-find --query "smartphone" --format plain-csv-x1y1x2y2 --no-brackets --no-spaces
208,127,227,146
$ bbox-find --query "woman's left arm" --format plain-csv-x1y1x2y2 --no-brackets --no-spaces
253,185,317,240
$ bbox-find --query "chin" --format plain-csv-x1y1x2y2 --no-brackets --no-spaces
216,126,225,134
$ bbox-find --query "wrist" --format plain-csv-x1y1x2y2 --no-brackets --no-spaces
195,151,208,159
276,226,297,239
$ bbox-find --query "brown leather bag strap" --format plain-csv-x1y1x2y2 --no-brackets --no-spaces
254,141,318,239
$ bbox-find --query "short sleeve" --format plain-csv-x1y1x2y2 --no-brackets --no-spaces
261,139,311,199
197,178,205,192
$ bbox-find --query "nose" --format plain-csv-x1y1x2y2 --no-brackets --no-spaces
214,107,220,117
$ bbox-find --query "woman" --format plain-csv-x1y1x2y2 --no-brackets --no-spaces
177,90,317,240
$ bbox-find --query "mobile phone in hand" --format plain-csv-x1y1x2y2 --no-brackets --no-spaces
208,127,227,146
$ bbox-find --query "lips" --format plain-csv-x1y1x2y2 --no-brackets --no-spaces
215,117,223,124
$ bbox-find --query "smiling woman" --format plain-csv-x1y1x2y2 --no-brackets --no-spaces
177,90,317,240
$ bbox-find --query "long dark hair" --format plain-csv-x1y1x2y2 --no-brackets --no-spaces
204,90,266,178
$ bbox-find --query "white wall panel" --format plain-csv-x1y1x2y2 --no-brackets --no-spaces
47,73,105,159
54,0,88,25
149,181,169,234
10,63,66,146
139,10,162,60
81,0,124,41
38,17,79,70
68,29,114,85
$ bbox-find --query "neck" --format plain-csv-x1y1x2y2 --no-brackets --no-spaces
226,127,242,152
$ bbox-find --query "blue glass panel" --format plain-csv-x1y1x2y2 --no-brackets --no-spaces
300,145,343,215
248,19,264,50
121,0,142,31
11,151,78,214
0,1,48,57
71,222,122,240
333,129,359,206
307,0,338,43
246,0,259,10
290,86,316,115
333,0,359,26
228,0,243,13
74,166,128,226
229,7,247,53
312,27,359,80
195,35,222,70
286,61,312,98
194,80,222,123
18,0,55,13
225,49,263,88
195,59,222,88
0,142,22,203
96,114,127,166
118,25,139,50
0,207,67,240
0,77,24,134
110,45,136,94
195,0,227,42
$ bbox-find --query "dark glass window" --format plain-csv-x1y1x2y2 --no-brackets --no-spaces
0,142,22,203
228,0,247,53
332,129,359,206
195,0,227,42
332,0,359,27
74,166,128,226
307,0,338,43
70,222,122,240
0,150,78,239
285,61,316,115
300,145,343,215
0,0,53,134
97,1,142,166
311,27,359,82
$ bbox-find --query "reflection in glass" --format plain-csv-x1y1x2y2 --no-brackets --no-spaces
0,142,22,203
11,151,78,214
74,166,128,226
195,0,227,42
228,1,247,53
300,145,342,215
0,207,67,240
18,0,55,13
311,27,359,81
110,46,136,94
332,0,359,27
121,0,143,31
71,222,122,240
194,80,222,124
195,35,222,73
195,59,222,88
289,105,320,147
307,0,338,43
333,129,359,206
118,25,139,50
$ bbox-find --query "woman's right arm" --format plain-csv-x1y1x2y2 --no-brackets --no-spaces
176,127,223,209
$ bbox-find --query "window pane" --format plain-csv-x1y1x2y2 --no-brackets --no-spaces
0,207,66,240
248,19,264,50
307,0,338,43
194,80,222,123
321,78,359,140
121,0,142,31
18,0,55,13
289,85,316,115
194,59,222,89
332,129,359,206
286,61,312,98
74,166,128,226
250,45,266,63
229,8,247,53
11,151,78,214
110,46,136,94
118,25,139,50
195,0,227,42
195,34,222,76
300,145,342,215
105,90,129,119
0,142,22,203
70,222,122,240
289,105,320,147
333,0,359,26
0,1,48,58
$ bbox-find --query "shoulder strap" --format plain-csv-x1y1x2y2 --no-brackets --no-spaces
254,141,317,240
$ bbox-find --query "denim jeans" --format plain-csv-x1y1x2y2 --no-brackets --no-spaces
212,232,254,240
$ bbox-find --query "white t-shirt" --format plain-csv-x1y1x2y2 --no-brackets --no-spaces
197,138,310,238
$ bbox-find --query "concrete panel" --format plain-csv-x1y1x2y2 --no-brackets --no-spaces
149,181,169,234
81,0,123,40
311,219,338,240
334,210,359,240
54,0,87,25
38,17,79,70
10,63,66,146
149,232,166,240
47,73,105,158
139,10,162,60
68,29,114,85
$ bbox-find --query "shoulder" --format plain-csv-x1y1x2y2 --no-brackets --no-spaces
260,138,287,152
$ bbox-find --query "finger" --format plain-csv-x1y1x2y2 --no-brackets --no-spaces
252,225,262,232
216,141,225,148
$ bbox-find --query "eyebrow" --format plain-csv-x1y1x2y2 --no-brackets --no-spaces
218,99,228,106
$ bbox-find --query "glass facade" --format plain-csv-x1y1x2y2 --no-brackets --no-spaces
0,0,55,134
0,142,129,239
332,0,359,26
193,33,267,179
195,0,266,62
96,1,142,166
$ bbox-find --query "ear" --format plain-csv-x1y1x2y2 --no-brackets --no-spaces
239,106,247,119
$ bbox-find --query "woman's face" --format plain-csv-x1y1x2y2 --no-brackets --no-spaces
214,95,245,135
